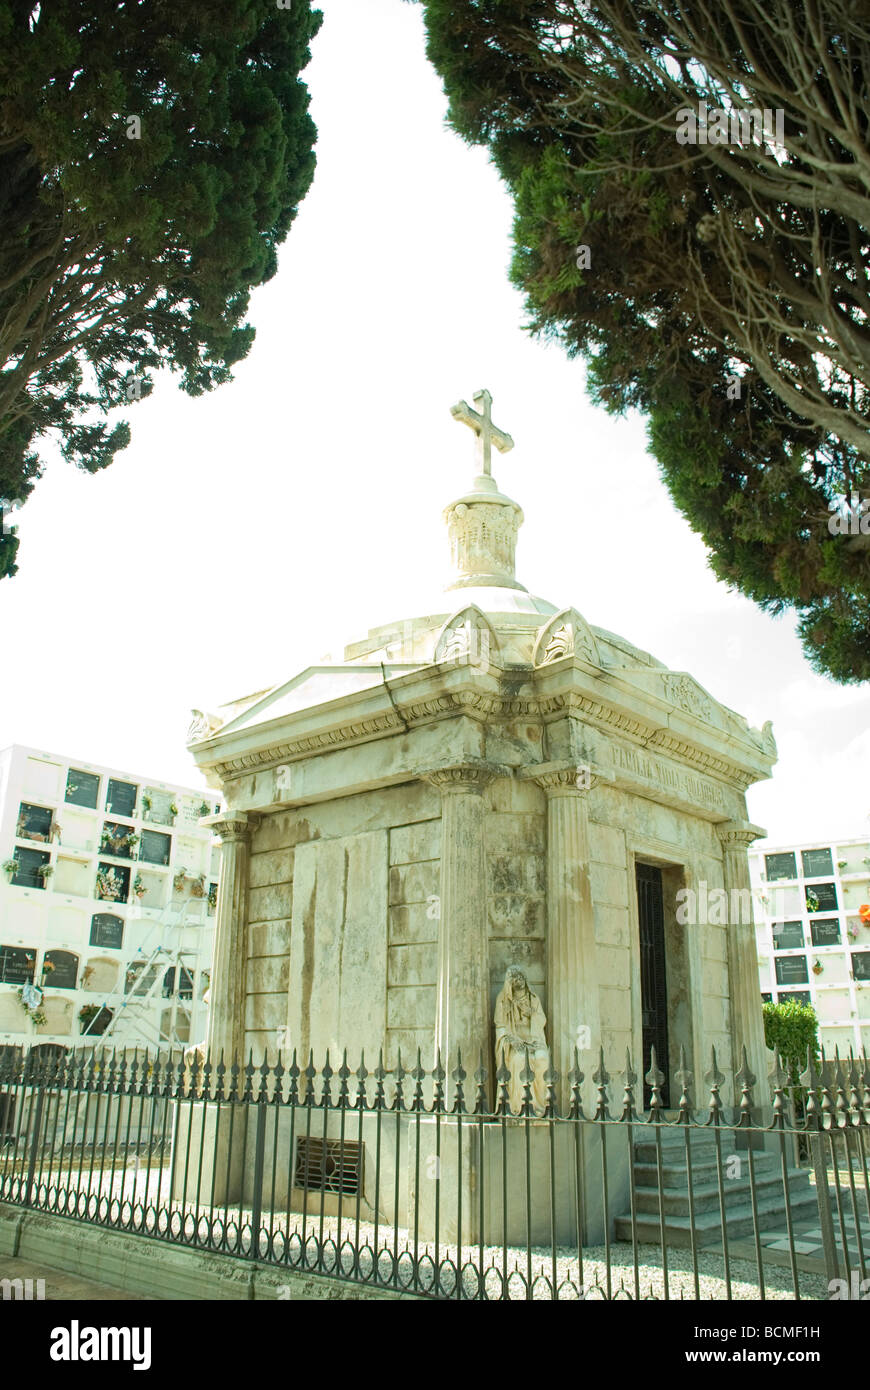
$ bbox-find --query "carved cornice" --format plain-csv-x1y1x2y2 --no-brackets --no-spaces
205,688,769,795
717,821,766,850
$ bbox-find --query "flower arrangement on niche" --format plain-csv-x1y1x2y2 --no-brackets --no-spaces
96,867,123,901
16,985,46,1027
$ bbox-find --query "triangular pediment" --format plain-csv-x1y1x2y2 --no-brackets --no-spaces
533,608,599,668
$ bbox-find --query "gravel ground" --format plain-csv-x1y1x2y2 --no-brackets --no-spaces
4,1167,833,1300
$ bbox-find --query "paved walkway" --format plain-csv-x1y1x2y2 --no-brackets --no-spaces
723,1208,870,1276
0,1256,153,1300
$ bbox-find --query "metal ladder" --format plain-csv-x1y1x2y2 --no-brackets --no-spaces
82,900,210,1048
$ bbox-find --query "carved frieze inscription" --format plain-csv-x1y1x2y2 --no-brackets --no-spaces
607,742,727,813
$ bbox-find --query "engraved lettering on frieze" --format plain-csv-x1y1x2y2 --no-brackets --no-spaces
609,745,724,809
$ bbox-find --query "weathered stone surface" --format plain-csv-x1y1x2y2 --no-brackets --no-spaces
388,902,438,945
249,920,291,958
488,852,545,896
388,943,437,988
387,984,436,1029
249,848,295,889
488,893,545,938
593,903,630,947
244,992,286,1033
288,829,389,1060
590,864,629,909
389,819,441,866
389,860,439,907
485,811,545,854
248,883,292,924
246,955,290,995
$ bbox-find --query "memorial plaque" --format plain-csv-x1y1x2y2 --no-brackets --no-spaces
139,829,171,866
775,955,809,985
772,920,804,950
0,946,35,985
17,802,53,841
89,914,124,949
43,950,79,989
765,852,797,881
807,881,838,912
10,847,50,887
810,917,841,947
106,778,137,818
853,953,870,982
801,847,834,879
65,769,100,809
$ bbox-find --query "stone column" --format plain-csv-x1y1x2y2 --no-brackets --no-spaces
717,821,769,1118
424,765,497,1088
527,763,600,1111
206,813,258,1063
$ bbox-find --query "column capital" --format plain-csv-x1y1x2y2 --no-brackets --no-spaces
422,761,503,793
205,812,260,844
717,821,766,850
519,759,602,794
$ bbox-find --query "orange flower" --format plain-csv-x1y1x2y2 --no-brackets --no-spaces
859,903,870,923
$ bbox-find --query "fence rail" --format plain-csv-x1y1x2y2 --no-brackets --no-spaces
1,1042,868,1300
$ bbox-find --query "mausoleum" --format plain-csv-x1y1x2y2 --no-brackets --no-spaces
189,390,776,1113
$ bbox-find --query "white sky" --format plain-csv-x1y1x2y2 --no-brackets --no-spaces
1,0,868,847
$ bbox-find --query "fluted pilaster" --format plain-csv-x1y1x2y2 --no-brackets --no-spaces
718,821,768,1104
424,764,497,1080
528,762,600,1107
206,813,258,1061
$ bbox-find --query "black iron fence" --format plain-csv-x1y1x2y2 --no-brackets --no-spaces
0,1042,868,1300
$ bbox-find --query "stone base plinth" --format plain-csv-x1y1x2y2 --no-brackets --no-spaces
408,1117,630,1248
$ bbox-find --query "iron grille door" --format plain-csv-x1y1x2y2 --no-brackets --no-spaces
636,863,670,1108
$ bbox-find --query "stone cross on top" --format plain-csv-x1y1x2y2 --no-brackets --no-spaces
451,388,514,482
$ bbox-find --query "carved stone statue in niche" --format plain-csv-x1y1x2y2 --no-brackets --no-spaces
493,966,549,1115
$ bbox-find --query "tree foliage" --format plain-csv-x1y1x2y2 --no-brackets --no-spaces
0,0,321,578
762,998,820,1084
417,0,870,681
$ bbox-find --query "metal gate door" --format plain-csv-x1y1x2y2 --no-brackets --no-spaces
636,863,670,1107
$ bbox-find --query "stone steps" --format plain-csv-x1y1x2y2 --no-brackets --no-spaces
631,1151,782,1187
628,1165,810,1219
614,1192,820,1248
614,1132,819,1249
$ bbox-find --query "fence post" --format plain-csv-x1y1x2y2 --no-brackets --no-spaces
801,1050,839,1284
250,1102,267,1257
23,1080,46,1210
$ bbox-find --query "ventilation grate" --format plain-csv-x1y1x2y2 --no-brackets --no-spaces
294,1136,363,1196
